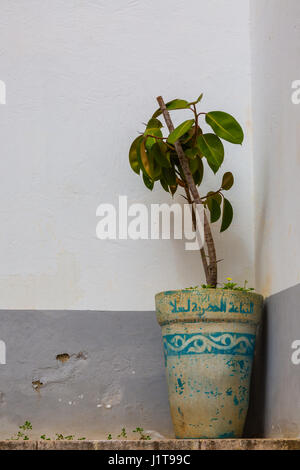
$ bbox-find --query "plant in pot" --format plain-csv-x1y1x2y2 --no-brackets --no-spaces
128,95,263,439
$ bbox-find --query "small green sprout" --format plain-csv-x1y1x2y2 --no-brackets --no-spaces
132,427,151,440
11,421,33,440
117,427,127,438
223,278,254,292
55,434,74,441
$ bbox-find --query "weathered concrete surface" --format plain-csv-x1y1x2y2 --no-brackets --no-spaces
0,310,173,439
0,439,300,451
245,284,300,438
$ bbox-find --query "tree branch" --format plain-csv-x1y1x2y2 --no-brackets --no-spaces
156,95,217,286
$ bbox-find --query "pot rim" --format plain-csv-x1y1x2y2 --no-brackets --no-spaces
155,287,264,302
155,288,263,327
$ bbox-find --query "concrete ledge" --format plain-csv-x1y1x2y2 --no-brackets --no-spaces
1,439,300,450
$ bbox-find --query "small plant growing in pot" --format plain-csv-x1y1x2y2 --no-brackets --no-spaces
129,95,263,439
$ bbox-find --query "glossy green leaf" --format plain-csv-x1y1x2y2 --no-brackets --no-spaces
144,128,162,150
153,158,162,180
197,133,224,173
220,198,233,232
191,157,204,186
197,157,204,185
193,170,201,185
166,99,189,110
152,99,190,118
222,172,234,190
150,142,171,168
137,139,153,178
184,148,198,159
146,118,163,129
207,196,221,223
210,192,222,205
189,155,200,174
167,120,195,145
142,173,154,191
206,111,244,144
162,166,177,186
160,177,169,193
188,93,203,106
181,125,197,144
129,136,142,175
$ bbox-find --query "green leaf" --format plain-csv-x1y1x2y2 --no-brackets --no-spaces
160,177,169,193
181,126,197,144
220,198,233,232
207,196,221,223
152,99,190,118
184,148,198,159
197,157,204,185
144,128,162,150
197,133,224,173
137,139,153,178
206,111,244,144
166,99,189,110
146,118,163,129
129,136,142,175
152,157,162,180
150,142,171,168
188,93,203,106
142,173,154,191
189,155,199,174
162,166,176,186
222,172,234,190
210,192,222,205
167,120,195,145
191,157,204,186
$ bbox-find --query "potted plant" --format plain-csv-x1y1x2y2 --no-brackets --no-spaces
129,95,263,439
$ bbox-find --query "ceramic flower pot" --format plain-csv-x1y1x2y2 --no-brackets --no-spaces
155,288,263,439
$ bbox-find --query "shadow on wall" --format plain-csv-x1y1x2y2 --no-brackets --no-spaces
244,305,267,437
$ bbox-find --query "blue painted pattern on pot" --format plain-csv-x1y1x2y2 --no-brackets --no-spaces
155,289,263,439
163,332,256,357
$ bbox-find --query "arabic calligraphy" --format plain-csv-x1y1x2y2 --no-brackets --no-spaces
169,298,254,315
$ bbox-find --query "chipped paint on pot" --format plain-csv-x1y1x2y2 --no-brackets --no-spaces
155,288,263,439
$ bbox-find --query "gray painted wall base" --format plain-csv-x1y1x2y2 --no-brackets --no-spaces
0,310,173,440
1,286,299,439
245,283,300,438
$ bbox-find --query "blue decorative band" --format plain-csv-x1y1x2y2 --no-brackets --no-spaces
163,332,255,357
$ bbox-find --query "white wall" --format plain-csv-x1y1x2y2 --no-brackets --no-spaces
0,0,254,310
251,0,300,297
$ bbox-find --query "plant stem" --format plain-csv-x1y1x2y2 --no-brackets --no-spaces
184,185,209,281
156,95,217,287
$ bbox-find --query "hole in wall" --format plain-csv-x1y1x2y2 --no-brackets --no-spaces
32,380,43,392
56,353,70,363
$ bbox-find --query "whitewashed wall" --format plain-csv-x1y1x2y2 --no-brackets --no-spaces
251,0,300,297
0,0,253,310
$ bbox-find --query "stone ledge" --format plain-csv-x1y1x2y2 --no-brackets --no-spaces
0,439,300,450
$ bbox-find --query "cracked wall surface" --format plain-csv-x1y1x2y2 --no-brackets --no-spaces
0,310,172,439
